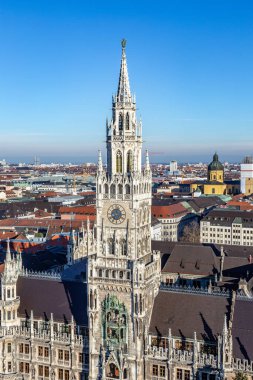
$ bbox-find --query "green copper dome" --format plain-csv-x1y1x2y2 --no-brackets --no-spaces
208,152,224,171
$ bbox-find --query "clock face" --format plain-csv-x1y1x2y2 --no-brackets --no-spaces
108,204,126,224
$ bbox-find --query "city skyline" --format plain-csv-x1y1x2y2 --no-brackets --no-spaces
1,0,253,163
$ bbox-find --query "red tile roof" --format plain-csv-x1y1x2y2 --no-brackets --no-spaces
0,218,85,229
59,206,96,215
152,203,188,218
227,201,253,211
0,231,18,239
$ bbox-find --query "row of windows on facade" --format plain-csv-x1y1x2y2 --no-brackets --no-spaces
204,232,252,240
94,267,145,283
3,287,15,299
163,225,177,229
204,227,253,234
106,238,149,256
19,343,86,361
116,150,133,173
20,319,88,336
152,365,191,380
114,112,131,131
97,268,130,280
19,363,72,380
101,182,151,196
150,336,217,355
2,310,17,320
152,366,216,380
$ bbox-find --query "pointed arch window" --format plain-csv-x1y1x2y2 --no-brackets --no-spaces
121,239,127,256
126,113,130,130
119,113,123,131
127,150,133,173
108,238,115,255
116,151,123,173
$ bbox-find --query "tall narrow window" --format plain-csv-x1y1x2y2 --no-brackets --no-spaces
126,113,130,130
127,150,133,173
116,151,122,173
119,113,123,131
121,239,127,256
108,239,115,255
125,184,130,194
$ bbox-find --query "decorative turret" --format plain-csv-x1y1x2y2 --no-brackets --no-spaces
97,150,103,174
0,239,21,327
145,150,151,172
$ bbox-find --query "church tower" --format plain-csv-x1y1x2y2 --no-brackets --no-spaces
88,40,160,380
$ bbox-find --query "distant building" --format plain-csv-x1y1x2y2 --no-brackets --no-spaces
180,153,240,196
201,208,253,246
170,160,178,174
240,156,253,194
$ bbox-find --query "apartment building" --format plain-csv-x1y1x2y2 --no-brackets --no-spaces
201,209,253,246
152,203,197,241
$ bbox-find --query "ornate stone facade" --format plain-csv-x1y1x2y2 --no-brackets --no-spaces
87,39,160,380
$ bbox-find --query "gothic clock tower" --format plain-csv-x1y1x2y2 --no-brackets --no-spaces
88,40,160,380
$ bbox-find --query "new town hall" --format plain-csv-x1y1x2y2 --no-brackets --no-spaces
1,41,253,380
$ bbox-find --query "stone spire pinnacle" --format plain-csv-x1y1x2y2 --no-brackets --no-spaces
5,238,12,262
145,150,150,171
98,150,103,172
117,39,132,104
223,315,228,335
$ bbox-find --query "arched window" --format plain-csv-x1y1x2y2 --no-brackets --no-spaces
110,184,116,195
104,183,108,194
90,290,93,309
108,239,115,255
126,113,130,130
116,151,122,173
127,150,133,173
121,239,127,256
125,184,130,194
119,113,123,131
106,363,119,379
118,184,123,194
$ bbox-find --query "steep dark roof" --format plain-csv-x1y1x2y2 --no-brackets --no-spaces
17,277,88,326
232,299,253,360
188,197,225,213
162,244,220,276
202,209,253,227
214,244,253,259
152,240,176,254
149,290,230,342
222,257,253,281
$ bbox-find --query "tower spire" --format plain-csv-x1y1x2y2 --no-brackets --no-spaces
117,39,132,104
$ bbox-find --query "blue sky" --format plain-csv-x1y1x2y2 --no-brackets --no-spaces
1,0,253,163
